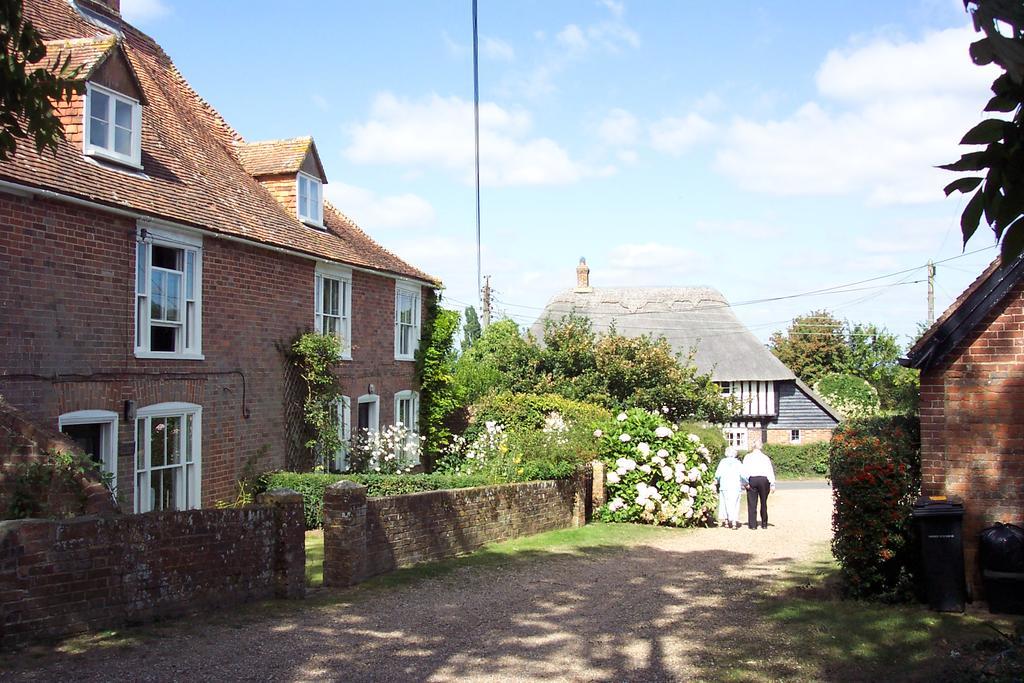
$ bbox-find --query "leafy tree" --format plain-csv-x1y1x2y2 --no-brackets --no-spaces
0,0,82,160
415,299,460,470
941,0,1024,260
769,310,849,385
534,312,605,403
291,332,343,471
461,305,481,352
594,333,737,423
453,319,540,403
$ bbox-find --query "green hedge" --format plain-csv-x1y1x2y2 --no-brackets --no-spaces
466,392,611,442
763,442,830,478
257,471,494,529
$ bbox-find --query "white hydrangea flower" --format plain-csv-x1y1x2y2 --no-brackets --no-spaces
687,433,701,444
657,448,670,459
619,433,631,442
655,426,673,439
699,462,707,472
689,467,701,481
697,445,709,457
608,497,625,511
606,470,621,484
651,455,665,466
638,464,652,474
615,457,637,472
636,442,651,456
617,412,628,421
660,465,673,480
593,429,603,438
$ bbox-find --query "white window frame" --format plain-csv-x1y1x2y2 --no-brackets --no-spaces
724,427,748,451
393,390,421,466
297,172,323,227
394,281,421,361
790,429,801,444
314,263,352,359
83,82,142,168
58,409,118,492
334,395,351,472
134,224,203,360
356,394,379,436
134,402,202,514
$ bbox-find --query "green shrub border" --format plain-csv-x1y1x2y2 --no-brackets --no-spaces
763,442,829,478
257,471,496,529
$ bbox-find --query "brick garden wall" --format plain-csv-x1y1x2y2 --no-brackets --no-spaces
0,489,304,647
323,470,593,586
920,278,1024,596
0,192,423,509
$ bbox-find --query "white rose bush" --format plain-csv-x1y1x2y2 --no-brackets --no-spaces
596,408,716,526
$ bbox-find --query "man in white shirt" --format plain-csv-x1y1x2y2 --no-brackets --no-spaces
741,447,776,529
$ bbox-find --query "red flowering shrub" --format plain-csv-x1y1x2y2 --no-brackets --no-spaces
829,416,921,600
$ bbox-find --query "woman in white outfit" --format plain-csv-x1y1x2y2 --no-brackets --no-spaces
714,446,745,529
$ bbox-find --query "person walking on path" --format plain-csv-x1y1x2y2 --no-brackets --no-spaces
714,446,745,529
742,446,776,529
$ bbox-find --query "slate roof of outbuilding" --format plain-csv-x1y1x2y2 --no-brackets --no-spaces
9,0,436,284
530,286,797,382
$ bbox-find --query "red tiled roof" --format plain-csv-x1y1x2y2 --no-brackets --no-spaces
235,137,322,178
8,0,437,284
41,35,116,75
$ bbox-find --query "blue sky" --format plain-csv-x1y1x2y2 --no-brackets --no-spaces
123,0,1000,346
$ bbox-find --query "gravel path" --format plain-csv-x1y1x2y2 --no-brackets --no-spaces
3,485,833,682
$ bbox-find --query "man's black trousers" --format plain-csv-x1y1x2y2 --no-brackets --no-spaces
746,476,770,529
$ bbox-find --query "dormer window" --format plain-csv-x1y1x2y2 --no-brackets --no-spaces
84,82,142,167
297,172,323,226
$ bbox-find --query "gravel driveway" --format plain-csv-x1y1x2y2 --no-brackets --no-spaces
3,483,832,682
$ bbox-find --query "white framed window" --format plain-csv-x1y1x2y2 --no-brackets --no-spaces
84,82,142,167
334,395,351,472
297,172,323,226
134,402,201,514
393,390,420,466
356,394,379,436
59,410,118,492
790,429,801,444
724,428,748,451
314,263,352,359
135,226,203,359
394,282,421,361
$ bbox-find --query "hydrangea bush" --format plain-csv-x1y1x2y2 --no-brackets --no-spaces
596,408,715,526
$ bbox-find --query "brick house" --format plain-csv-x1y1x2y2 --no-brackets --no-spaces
904,254,1024,595
0,0,437,513
531,259,840,448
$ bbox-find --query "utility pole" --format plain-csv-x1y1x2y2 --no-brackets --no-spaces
481,275,492,328
927,260,936,325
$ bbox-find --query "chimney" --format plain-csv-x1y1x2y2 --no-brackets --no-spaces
78,0,121,17
575,257,592,293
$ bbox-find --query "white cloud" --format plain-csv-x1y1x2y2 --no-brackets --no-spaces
482,36,516,62
600,242,708,286
345,92,600,186
559,20,639,55
556,24,589,53
598,108,639,146
714,26,999,204
324,183,436,231
649,113,715,155
601,0,625,19
120,0,170,23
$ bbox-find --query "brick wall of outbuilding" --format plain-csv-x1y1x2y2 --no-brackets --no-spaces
920,278,1024,596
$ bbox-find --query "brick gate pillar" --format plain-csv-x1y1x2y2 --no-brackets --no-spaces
256,488,306,599
323,480,368,587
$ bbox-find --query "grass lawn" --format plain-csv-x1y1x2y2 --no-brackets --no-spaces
305,529,324,586
719,547,1024,682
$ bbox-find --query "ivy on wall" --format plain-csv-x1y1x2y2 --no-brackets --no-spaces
291,332,343,471
415,292,460,471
